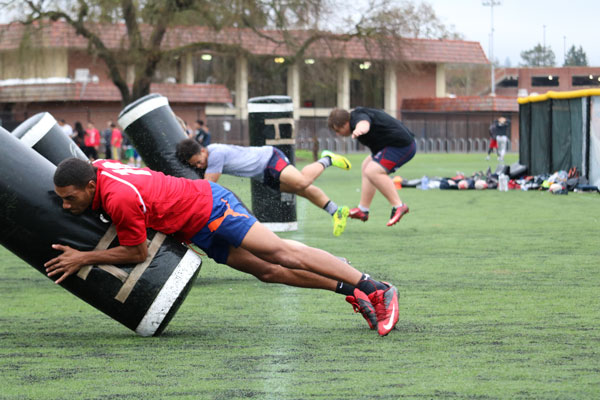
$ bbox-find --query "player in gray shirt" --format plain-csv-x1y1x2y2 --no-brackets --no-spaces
176,139,352,236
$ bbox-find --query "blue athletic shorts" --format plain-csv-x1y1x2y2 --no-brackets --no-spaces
263,147,291,190
191,182,257,264
372,140,417,173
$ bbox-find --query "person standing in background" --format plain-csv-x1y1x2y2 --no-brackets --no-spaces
58,119,73,138
73,121,86,150
84,122,100,161
102,121,113,159
493,116,510,162
110,122,123,161
486,120,498,161
194,119,211,147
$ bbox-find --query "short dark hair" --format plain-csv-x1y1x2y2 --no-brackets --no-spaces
196,120,204,126
328,108,350,130
176,139,202,164
54,158,97,188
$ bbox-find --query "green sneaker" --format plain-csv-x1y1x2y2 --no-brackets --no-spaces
321,150,351,170
332,206,350,236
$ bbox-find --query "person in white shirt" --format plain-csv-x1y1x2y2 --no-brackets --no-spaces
58,119,74,138
176,139,352,237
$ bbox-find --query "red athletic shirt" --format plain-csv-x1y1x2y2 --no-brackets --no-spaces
110,128,123,147
91,160,212,246
85,128,100,147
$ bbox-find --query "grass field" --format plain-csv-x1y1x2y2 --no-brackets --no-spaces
1,152,599,399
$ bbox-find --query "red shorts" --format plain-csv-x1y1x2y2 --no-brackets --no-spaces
372,141,417,174
489,139,498,149
263,147,290,190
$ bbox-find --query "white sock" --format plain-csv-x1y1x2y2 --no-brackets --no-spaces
324,201,338,215
358,204,370,213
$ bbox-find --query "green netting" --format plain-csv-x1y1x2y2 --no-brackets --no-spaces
522,95,588,177
551,99,572,172
519,103,531,169
569,98,584,173
530,101,551,175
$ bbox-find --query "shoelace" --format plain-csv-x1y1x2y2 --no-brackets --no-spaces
371,292,387,322
348,296,373,317
346,297,361,314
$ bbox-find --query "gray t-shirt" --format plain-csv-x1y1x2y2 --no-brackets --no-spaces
205,144,274,179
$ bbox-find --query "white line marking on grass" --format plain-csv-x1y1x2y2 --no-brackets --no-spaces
262,197,308,399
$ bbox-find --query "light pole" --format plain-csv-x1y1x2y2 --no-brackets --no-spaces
483,0,501,96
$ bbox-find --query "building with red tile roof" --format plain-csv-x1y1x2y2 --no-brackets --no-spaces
1,20,502,149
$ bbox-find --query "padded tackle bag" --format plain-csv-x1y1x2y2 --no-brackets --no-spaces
248,95,297,232
118,94,201,180
12,112,88,164
0,128,201,336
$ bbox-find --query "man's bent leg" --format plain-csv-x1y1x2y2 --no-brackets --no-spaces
239,222,363,286
358,155,377,208
281,181,329,208
298,161,327,183
226,244,337,290
364,161,402,207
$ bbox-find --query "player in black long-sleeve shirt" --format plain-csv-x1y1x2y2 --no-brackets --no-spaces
328,107,417,227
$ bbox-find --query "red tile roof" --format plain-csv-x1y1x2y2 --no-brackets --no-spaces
402,96,518,112
0,20,489,64
0,82,232,104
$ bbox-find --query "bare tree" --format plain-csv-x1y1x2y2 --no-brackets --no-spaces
0,0,459,105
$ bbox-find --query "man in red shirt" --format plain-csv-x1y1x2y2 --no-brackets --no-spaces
84,122,101,160
110,123,123,161
44,158,399,336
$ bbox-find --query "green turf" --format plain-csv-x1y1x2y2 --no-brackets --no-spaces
1,152,599,399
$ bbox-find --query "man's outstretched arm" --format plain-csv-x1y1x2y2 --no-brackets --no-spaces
352,120,371,139
44,243,148,284
204,172,221,182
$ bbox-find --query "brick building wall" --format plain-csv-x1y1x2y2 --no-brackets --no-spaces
396,63,438,112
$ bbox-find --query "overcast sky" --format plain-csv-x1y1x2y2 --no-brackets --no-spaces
425,0,599,67
2,1,596,67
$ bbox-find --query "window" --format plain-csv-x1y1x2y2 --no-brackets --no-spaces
572,75,600,86
498,77,518,87
247,56,287,99
300,59,337,108
192,54,236,88
531,76,559,87
350,61,384,109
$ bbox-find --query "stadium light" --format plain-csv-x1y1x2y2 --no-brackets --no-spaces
201,54,212,61
274,57,285,64
482,0,501,97
304,58,315,65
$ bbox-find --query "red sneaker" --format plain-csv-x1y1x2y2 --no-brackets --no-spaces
346,289,377,330
369,283,399,336
387,204,409,226
349,207,369,222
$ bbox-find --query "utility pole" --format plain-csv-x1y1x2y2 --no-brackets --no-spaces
542,24,547,66
543,25,546,51
483,0,501,96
